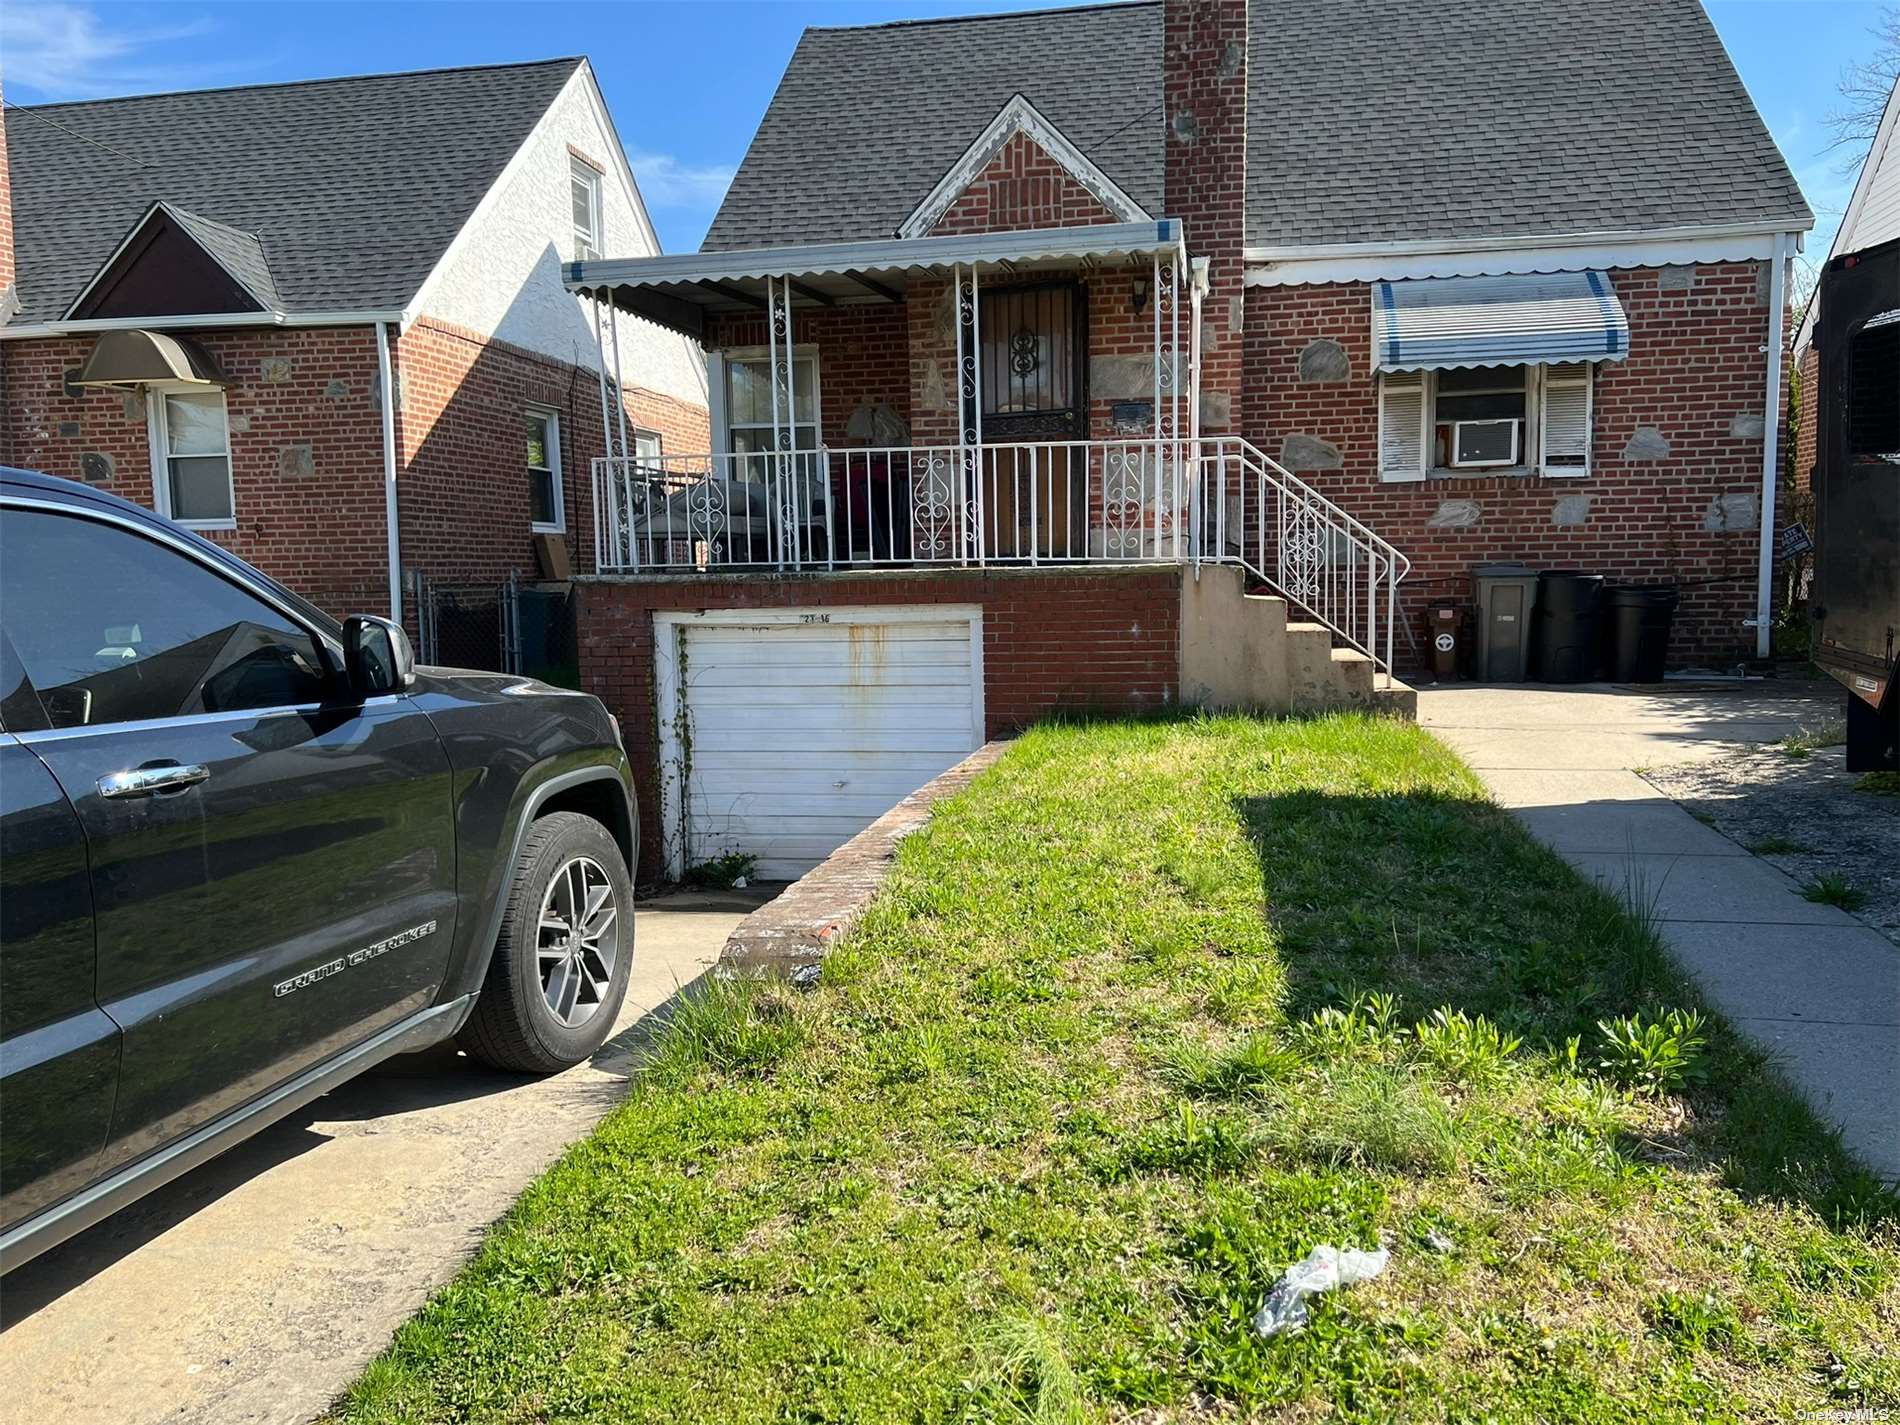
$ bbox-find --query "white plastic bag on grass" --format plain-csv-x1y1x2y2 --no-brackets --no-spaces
1251,1244,1390,1338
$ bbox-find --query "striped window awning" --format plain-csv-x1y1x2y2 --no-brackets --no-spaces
1371,271,1630,372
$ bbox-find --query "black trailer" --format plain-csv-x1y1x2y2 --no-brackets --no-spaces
1812,233,1900,771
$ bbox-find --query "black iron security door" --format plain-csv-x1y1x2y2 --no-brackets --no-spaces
977,282,1087,439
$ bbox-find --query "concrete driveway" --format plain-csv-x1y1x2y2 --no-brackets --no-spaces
1420,679,1899,1180
0,887,772,1425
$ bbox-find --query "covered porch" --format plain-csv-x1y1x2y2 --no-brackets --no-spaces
565,221,1408,675
568,221,1201,570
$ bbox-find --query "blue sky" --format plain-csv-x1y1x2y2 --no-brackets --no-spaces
0,0,1886,275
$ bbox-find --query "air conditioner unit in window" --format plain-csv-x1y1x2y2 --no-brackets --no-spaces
1451,419,1521,468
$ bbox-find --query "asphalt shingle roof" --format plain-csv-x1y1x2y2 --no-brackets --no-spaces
702,0,1810,254
1247,0,1811,246
702,3,1163,251
161,205,283,310
7,58,583,325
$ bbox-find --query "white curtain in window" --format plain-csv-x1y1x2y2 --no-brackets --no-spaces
165,391,227,455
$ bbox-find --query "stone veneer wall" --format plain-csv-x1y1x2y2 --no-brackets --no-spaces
1244,262,1781,669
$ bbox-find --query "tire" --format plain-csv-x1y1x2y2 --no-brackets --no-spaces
458,811,634,1073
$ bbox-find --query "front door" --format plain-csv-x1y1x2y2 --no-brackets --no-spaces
0,504,459,1177
976,281,1088,558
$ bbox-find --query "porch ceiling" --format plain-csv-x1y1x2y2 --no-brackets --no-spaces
564,219,1185,341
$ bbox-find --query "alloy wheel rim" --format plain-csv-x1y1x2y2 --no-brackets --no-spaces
536,855,619,1028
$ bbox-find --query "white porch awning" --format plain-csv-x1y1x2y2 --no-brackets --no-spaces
565,220,1186,341
1370,271,1629,372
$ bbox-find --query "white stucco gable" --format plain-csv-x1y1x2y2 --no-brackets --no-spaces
1796,74,1900,353
409,61,708,408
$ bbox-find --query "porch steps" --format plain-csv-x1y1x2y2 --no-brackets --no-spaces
1182,568,1415,720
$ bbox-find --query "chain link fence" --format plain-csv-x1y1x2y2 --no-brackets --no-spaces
417,573,579,688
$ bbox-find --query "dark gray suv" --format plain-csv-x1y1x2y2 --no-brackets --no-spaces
0,468,637,1272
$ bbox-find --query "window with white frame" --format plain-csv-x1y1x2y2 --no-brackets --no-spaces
631,428,662,470
722,352,820,471
570,154,604,261
150,386,235,526
526,408,563,531
1378,363,1593,482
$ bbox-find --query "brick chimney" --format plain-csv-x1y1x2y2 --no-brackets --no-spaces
0,76,17,324
1163,0,1247,433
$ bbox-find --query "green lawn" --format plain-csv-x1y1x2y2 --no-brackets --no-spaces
335,715,1898,1423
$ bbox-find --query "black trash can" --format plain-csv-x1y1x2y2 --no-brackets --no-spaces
1530,571,1605,682
1604,584,1681,682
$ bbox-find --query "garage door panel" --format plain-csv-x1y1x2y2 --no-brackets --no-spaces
688,637,973,661
687,657,973,683
687,727,975,754
689,788,943,818
691,812,882,840
668,612,982,880
692,749,960,774
687,668,972,691
691,704,973,734
684,681,971,708
686,622,968,644
692,766,949,797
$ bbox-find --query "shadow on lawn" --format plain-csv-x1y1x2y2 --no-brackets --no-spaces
1230,785,1898,1228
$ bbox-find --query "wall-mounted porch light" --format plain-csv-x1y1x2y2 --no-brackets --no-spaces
1131,276,1151,317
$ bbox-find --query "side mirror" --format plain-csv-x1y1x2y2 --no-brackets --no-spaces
341,615,416,697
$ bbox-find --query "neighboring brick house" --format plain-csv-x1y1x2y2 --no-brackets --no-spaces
0,59,707,639
561,0,1811,881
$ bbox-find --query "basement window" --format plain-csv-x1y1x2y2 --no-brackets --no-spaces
571,155,604,261
150,386,235,527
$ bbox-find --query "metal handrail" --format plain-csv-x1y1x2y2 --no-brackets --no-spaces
1202,436,1411,680
591,437,1410,679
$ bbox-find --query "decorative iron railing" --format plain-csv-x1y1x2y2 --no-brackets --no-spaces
591,438,1408,677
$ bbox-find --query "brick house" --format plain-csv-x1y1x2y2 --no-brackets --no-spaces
560,0,1813,882
0,59,707,638
561,0,1813,880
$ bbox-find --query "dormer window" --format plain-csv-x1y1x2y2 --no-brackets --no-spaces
570,154,604,261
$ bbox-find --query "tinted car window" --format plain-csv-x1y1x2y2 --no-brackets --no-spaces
0,629,48,732
0,508,330,729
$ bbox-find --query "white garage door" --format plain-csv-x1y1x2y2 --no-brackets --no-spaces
656,607,984,881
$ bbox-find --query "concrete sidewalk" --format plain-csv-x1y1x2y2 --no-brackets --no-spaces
1420,683,1899,1181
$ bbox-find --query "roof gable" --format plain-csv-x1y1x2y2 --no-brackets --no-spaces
66,203,273,321
5,57,583,325
1796,75,1900,351
898,94,1151,237
703,4,1162,252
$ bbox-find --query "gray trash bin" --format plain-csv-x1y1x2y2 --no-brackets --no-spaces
1472,563,1540,681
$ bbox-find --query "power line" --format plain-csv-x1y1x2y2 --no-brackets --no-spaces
3,101,156,171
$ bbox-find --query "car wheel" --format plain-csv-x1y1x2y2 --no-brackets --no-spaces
458,811,634,1073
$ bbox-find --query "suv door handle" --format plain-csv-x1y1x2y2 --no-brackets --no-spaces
98,763,211,799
